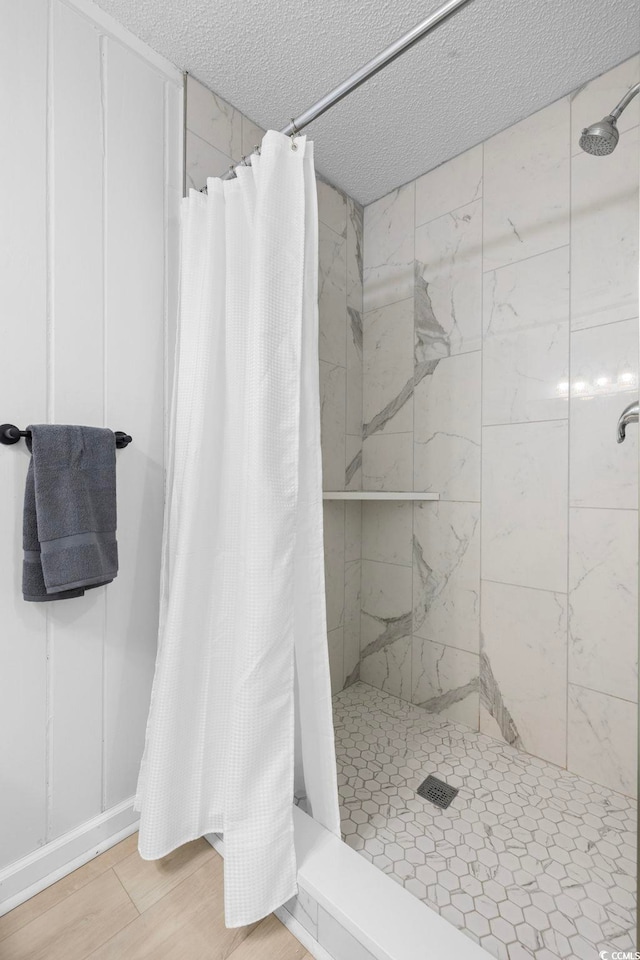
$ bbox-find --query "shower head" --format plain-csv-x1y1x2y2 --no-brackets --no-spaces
578,82,639,156
579,115,619,156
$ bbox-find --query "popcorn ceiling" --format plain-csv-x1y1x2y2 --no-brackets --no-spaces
93,0,638,203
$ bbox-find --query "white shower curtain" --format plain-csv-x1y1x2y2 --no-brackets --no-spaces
135,131,340,927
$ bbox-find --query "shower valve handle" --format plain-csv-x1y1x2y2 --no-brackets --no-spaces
617,400,639,444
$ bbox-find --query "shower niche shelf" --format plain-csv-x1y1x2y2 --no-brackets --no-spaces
322,491,439,500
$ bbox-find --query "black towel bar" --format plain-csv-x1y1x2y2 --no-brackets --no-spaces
0,424,132,449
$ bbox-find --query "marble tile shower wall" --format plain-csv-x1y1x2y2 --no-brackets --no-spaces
318,182,365,695
359,55,640,798
185,75,364,698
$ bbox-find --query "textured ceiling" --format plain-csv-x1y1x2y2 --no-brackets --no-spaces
94,0,639,204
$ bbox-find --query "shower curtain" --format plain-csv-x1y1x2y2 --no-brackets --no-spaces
135,131,340,927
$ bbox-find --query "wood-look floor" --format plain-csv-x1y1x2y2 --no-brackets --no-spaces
0,834,312,960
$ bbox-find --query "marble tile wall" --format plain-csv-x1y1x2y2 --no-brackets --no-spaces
359,55,639,797
185,75,364,697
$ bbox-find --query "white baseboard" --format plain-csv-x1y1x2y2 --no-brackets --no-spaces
0,797,139,917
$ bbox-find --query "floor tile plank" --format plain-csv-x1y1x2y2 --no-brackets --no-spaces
0,869,138,960
0,834,138,943
87,855,257,960
227,914,308,960
113,837,214,913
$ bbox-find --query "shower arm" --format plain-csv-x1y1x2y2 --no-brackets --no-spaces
221,0,474,180
610,81,640,120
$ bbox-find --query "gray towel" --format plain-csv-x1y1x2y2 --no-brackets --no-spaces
23,425,118,602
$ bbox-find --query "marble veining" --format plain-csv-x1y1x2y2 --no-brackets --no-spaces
363,298,414,436
335,682,637,960
345,448,362,487
348,306,363,355
414,351,481,501
363,373,414,439
481,579,568,769
412,639,480,729
480,649,523,751
363,184,415,313
416,675,479,714
414,266,452,363
347,197,364,312
413,503,480,655
360,635,412,701
361,610,413,659
414,199,482,358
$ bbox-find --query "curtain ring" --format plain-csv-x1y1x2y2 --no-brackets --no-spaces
290,118,299,151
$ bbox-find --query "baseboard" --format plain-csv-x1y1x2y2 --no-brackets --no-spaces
0,797,139,916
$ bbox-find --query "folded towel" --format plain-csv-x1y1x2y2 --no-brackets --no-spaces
22,425,118,602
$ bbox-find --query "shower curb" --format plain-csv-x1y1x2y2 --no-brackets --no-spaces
206,807,489,960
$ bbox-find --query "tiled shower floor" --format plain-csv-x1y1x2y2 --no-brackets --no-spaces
334,682,637,960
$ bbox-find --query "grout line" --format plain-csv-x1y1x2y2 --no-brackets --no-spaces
572,314,640,335
482,240,571,277
412,631,481,661
569,504,639,513
319,357,347,372
318,214,347,242
358,207,365,674
183,126,232,158
482,577,567,596
566,95,573,773
182,72,187,199
411,177,416,705
362,292,414,316
568,680,638,709
361,556,413,572
414,190,484,233
478,137,485,737
483,416,569,429
340,200,348,689
414,196,482,246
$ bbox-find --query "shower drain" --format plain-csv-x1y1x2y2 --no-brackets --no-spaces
417,774,459,809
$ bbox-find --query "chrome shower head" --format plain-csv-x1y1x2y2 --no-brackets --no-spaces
578,82,640,156
579,115,619,156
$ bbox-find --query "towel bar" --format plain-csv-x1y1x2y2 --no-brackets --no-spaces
0,424,132,449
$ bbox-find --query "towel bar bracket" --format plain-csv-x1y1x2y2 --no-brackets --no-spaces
0,424,21,445
0,424,132,449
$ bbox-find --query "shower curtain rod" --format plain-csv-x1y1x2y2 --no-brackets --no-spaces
221,0,474,180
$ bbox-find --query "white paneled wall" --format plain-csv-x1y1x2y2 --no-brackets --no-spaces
0,0,181,888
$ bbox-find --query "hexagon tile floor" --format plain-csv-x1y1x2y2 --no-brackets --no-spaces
333,682,637,960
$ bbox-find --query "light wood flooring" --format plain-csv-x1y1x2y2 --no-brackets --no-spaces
0,834,312,960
